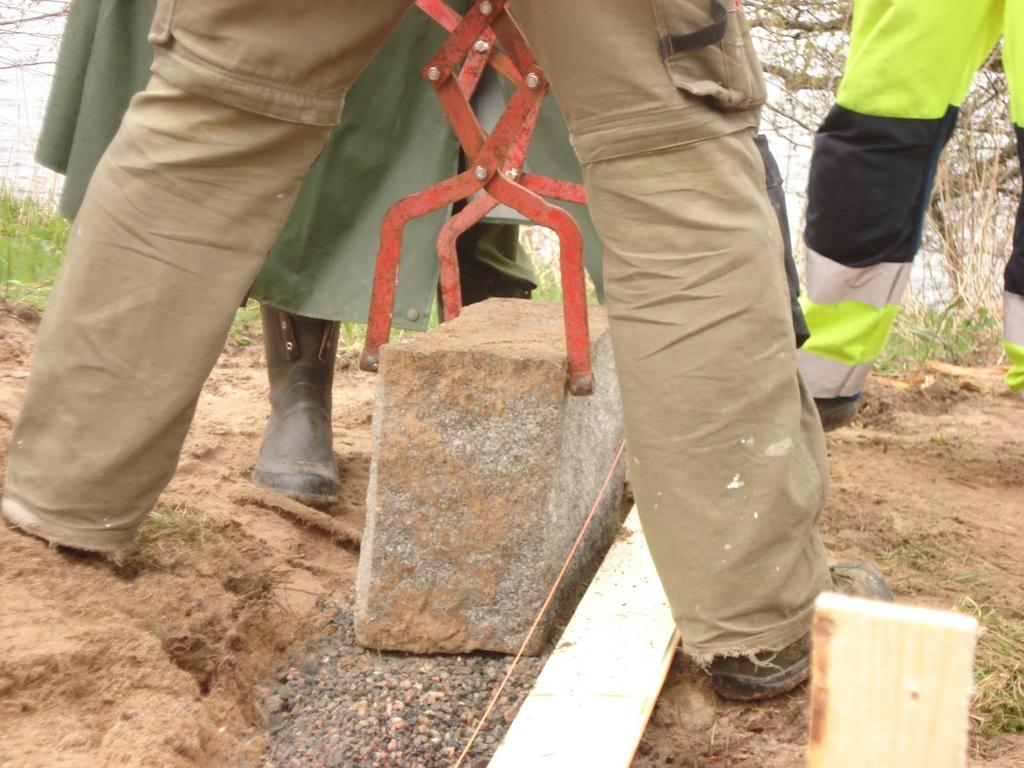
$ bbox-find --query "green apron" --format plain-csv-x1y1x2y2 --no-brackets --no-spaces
36,0,604,329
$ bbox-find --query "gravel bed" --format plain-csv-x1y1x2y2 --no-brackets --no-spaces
261,599,545,768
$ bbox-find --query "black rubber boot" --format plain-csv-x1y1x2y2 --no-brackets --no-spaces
814,394,861,432
251,305,340,507
710,563,893,701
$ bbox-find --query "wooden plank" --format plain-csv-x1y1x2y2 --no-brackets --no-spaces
807,592,979,768
488,507,679,768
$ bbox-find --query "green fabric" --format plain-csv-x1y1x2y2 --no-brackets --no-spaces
37,0,604,329
799,296,899,366
838,0,1004,120
1005,340,1024,393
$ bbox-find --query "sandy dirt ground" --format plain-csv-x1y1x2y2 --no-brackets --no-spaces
1,302,1022,767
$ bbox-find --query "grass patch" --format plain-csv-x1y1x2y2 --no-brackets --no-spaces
339,320,370,356
948,570,988,587
121,504,211,574
229,299,261,346
875,302,1001,374
956,598,1024,735
877,541,946,573
137,503,209,544
0,189,69,309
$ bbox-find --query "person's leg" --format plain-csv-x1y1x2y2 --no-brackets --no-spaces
512,0,836,673
798,0,1004,421
1003,2,1024,394
1007,132,1024,394
2,0,414,552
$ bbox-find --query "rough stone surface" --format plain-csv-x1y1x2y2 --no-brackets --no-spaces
355,299,625,655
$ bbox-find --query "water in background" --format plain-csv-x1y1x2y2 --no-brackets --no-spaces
1,1,66,201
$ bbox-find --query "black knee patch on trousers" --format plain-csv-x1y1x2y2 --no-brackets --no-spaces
805,105,958,268
1006,126,1024,298
755,134,809,347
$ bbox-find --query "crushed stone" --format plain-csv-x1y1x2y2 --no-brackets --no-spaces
261,598,544,768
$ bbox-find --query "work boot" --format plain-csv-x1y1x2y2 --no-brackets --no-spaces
814,394,861,431
251,305,340,507
709,563,893,701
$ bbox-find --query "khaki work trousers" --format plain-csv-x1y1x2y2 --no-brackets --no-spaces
2,0,831,660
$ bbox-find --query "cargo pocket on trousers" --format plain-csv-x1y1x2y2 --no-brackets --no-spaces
148,0,177,44
651,0,767,112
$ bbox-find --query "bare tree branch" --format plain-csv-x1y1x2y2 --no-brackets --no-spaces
0,10,64,27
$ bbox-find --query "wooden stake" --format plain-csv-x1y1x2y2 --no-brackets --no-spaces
488,507,679,768
807,592,978,768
